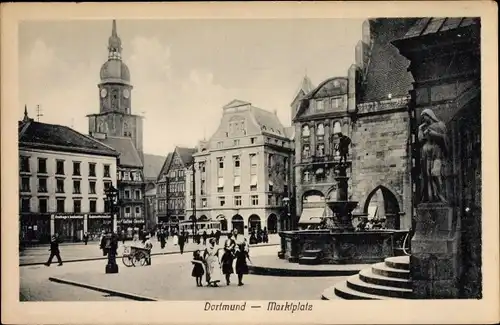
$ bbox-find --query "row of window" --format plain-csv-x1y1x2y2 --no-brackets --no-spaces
122,189,142,200
168,169,185,179
118,170,142,182
20,196,143,215
169,182,185,193
20,157,111,178
314,96,344,112
301,121,345,138
20,177,112,194
216,193,282,207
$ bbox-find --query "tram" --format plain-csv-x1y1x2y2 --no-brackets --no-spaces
178,219,224,236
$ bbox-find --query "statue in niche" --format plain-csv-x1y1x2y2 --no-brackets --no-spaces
418,108,449,203
97,119,108,133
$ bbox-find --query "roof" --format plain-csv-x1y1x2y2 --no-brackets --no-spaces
291,75,315,104
157,152,174,182
304,77,348,100
175,147,196,166
18,119,119,157
250,106,286,137
100,136,143,167
401,17,479,40
143,153,166,180
360,18,418,102
284,126,295,140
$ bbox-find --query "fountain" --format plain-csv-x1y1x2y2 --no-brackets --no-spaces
278,162,407,265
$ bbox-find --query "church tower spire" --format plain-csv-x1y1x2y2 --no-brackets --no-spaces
108,19,122,60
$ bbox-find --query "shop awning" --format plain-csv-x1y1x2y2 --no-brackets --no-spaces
298,207,326,224
250,175,258,186
233,176,241,186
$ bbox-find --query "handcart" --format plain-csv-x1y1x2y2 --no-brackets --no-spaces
122,245,151,267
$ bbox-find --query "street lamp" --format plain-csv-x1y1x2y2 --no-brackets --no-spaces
104,184,119,274
282,197,291,231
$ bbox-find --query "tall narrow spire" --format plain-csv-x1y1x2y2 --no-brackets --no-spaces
23,105,29,122
112,19,117,37
108,20,122,60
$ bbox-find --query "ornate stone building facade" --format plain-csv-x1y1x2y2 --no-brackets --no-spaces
292,76,355,228
186,100,294,235
348,18,418,230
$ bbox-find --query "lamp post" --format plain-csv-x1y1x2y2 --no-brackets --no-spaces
104,184,119,274
282,197,291,231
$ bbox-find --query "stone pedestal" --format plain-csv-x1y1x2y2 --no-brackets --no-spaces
411,203,460,298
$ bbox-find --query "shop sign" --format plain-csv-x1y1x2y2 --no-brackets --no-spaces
53,214,84,220
88,215,112,219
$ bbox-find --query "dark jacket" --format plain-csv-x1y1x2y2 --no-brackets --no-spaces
50,238,60,252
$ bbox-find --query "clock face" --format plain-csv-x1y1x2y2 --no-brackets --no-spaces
100,88,107,98
123,89,130,99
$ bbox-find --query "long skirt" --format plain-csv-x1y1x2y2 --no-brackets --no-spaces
206,257,222,283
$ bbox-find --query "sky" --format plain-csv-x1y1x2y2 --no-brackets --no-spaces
19,18,365,156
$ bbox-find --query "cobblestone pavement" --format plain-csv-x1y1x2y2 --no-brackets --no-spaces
20,234,280,265
20,245,348,301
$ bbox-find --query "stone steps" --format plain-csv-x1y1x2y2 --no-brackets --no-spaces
323,255,413,300
384,256,410,270
359,269,412,289
298,249,323,265
371,262,410,279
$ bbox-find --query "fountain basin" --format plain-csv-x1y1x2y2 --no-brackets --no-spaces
278,229,408,265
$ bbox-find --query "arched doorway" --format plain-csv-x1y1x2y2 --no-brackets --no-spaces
231,215,244,235
248,214,261,231
199,215,208,222
363,186,401,229
267,214,278,233
216,215,228,231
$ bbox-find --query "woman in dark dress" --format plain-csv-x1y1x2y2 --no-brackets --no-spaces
191,250,205,287
235,240,251,286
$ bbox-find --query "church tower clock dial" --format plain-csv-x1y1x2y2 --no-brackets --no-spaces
101,88,107,98
123,89,130,99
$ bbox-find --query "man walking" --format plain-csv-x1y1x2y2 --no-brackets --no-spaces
45,234,63,266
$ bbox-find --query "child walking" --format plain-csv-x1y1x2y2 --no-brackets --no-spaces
191,250,205,287
235,240,252,286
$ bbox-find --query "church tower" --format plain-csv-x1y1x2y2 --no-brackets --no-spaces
88,20,144,161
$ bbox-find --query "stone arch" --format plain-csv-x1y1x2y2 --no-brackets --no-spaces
188,215,196,221
216,214,228,231
362,184,402,229
231,214,244,234
199,215,208,221
302,189,325,203
267,213,278,233
248,214,261,230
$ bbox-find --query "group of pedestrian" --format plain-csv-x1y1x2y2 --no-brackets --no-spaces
191,229,251,287
249,227,269,245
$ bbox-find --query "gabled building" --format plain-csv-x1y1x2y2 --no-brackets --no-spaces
143,153,166,229
156,147,196,225
186,100,294,235
292,75,354,229
19,107,119,244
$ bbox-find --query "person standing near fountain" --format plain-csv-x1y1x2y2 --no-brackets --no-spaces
418,108,449,203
